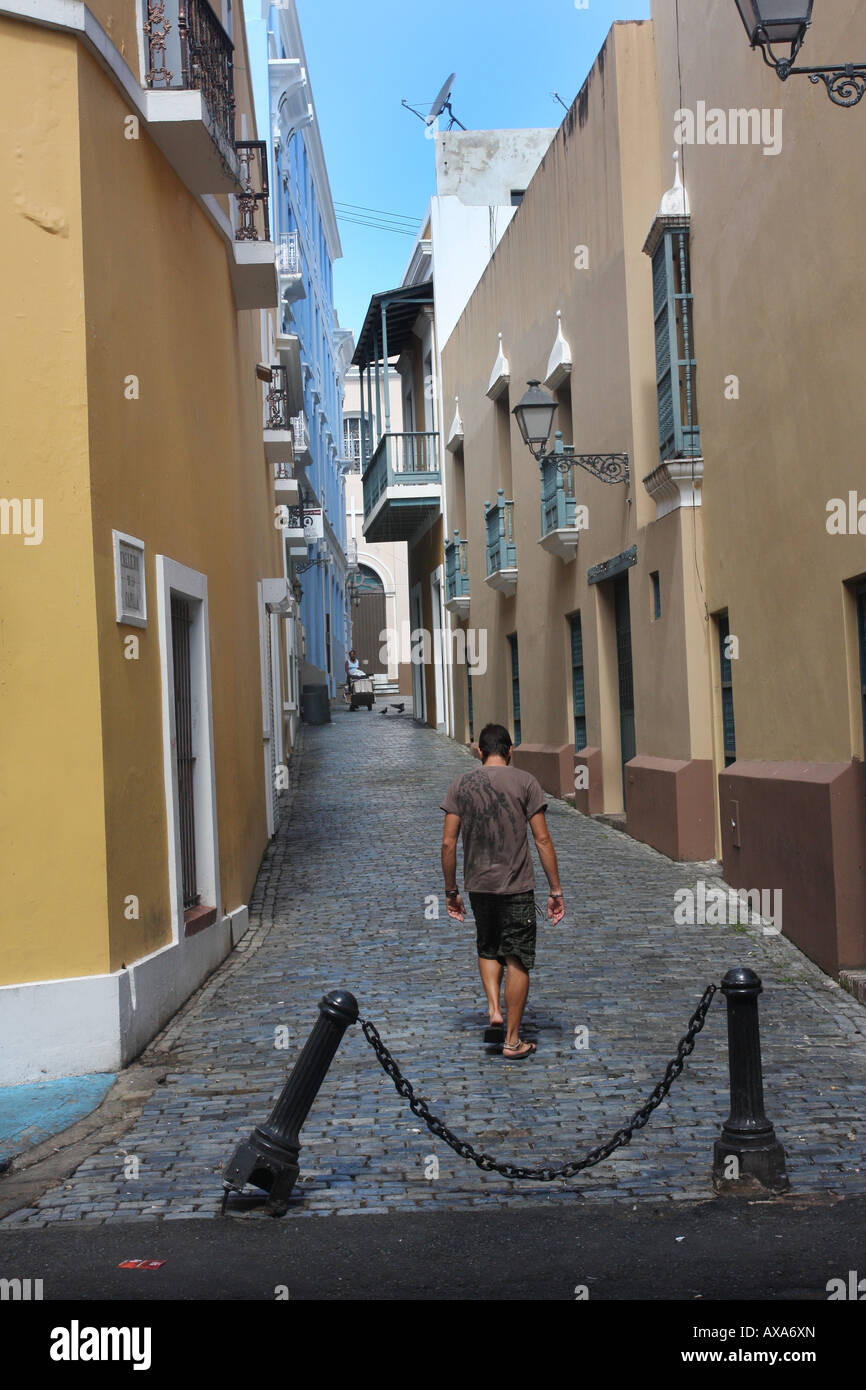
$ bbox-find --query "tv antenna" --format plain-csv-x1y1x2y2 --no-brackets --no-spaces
402,72,466,131
552,91,570,112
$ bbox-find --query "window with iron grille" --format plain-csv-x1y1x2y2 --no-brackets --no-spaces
508,633,521,746
651,571,661,621
717,612,736,767
652,229,700,461
569,613,587,752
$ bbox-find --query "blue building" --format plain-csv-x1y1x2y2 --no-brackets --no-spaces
244,0,353,701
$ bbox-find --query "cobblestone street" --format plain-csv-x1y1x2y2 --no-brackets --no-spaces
5,711,866,1227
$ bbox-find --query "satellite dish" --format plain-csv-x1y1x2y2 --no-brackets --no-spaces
402,72,466,131
426,73,456,124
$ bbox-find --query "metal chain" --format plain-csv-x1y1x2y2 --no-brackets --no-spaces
360,983,717,1181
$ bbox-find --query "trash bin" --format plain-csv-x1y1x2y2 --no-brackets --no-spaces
301,684,331,725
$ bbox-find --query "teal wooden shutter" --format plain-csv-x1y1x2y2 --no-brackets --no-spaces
652,239,676,460
652,229,700,460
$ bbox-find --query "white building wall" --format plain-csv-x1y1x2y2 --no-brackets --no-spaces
343,367,409,688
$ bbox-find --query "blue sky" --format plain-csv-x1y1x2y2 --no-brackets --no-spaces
295,0,651,340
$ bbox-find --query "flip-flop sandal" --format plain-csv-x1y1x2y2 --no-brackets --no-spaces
483,1024,505,1043
502,1040,536,1060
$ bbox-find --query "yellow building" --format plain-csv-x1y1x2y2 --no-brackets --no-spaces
440,6,866,985
0,0,296,1080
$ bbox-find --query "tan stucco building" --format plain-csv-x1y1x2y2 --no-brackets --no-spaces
439,3,866,985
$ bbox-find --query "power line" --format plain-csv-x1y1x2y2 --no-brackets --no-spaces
335,213,416,237
334,200,419,225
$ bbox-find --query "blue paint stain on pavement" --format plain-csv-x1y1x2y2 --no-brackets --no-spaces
0,1074,116,1165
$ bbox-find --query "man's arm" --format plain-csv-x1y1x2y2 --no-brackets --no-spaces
441,812,465,921
529,810,565,924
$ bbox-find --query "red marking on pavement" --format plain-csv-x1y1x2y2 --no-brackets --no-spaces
118,1260,165,1269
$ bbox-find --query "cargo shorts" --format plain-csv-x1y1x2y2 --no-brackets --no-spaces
468,890,536,972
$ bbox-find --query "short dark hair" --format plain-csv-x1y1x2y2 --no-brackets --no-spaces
478,723,512,762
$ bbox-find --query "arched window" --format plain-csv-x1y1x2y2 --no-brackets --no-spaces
355,564,384,594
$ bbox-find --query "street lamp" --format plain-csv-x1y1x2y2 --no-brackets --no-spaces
511,380,558,459
734,0,812,55
511,380,629,486
734,1,866,106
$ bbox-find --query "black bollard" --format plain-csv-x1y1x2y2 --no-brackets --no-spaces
222,988,358,1215
712,967,789,1194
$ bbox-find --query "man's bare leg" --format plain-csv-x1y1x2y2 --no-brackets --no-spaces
478,957,504,1026
503,957,534,1055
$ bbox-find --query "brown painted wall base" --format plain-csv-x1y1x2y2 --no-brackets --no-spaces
511,743,574,799
624,756,716,861
570,746,604,815
719,760,866,979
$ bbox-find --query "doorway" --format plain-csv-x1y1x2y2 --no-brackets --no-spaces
352,566,388,675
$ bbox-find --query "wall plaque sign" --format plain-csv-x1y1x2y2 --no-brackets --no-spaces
113,530,147,628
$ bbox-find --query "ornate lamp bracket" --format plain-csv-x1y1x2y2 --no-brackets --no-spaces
542,447,630,487
757,28,866,106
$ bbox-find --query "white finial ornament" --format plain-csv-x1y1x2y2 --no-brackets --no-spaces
656,151,690,218
545,310,572,390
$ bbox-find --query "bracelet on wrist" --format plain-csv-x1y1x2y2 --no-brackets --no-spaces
445,888,460,898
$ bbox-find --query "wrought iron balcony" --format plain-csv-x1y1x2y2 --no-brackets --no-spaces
341,429,371,474
267,364,288,429
485,491,518,596
445,533,470,619
234,141,270,241
276,231,305,307
276,231,301,274
361,432,441,544
143,0,239,192
263,364,292,464
343,436,362,470
227,139,277,307
291,412,310,458
539,438,582,562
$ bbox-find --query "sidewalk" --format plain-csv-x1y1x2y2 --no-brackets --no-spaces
3,709,865,1226
0,1074,116,1169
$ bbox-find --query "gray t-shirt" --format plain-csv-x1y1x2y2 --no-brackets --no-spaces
440,764,547,895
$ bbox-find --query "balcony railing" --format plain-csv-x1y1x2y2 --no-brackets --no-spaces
362,432,440,517
266,364,289,431
291,412,309,453
235,140,270,241
144,0,235,154
445,534,470,603
344,432,362,462
276,231,301,275
540,450,578,536
485,491,517,576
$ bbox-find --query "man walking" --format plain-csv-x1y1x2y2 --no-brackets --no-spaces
440,724,565,1059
